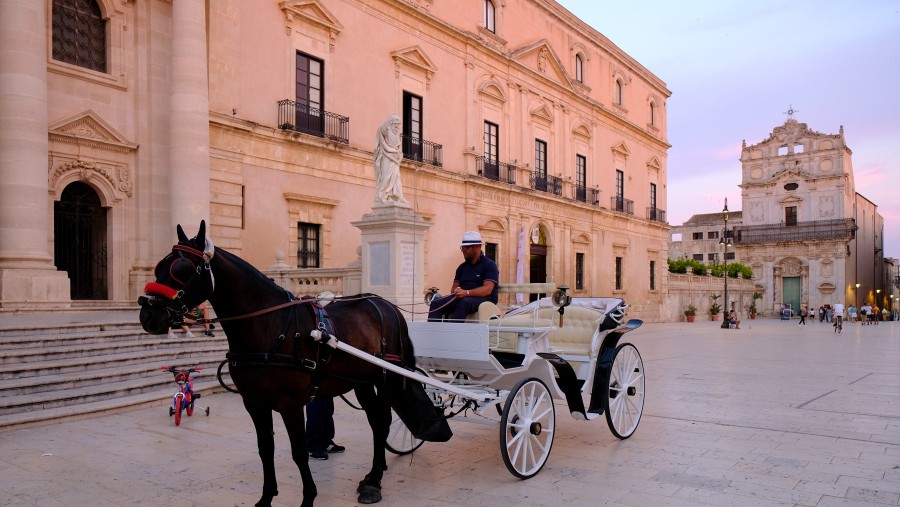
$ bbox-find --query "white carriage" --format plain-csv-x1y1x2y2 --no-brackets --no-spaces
387,284,647,479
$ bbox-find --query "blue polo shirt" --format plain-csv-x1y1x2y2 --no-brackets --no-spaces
454,253,499,303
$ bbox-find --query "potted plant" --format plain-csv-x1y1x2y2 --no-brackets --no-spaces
709,294,721,321
684,304,697,323
749,291,762,319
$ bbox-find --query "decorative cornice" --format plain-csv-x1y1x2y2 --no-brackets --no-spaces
280,0,343,50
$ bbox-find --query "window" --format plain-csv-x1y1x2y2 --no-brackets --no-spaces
297,223,320,268
615,79,624,105
575,54,584,82
692,232,703,240
650,183,657,210
708,253,719,261
650,101,657,125
725,252,735,261
708,231,719,240
485,242,497,263
649,260,656,290
484,0,496,33
615,170,624,199
785,206,798,226
402,91,423,161
52,0,107,73
295,52,324,135
575,155,587,202
692,254,704,261
576,253,584,290
534,139,548,191
483,121,499,178
615,256,623,291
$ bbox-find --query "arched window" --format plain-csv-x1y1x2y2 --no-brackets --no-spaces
615,79,624,105
575,54,584,82
484,0,496,33
52,0,107,73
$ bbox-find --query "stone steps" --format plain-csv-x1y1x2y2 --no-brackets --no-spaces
0,318,231,429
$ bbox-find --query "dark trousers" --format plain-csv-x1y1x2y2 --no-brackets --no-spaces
305,397,335,452
428,294,486,321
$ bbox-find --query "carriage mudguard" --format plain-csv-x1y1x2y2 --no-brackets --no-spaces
587,319,642,414
536,353,586,418
388,375,453,442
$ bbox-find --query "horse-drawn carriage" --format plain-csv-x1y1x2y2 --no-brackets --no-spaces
138,222,646,506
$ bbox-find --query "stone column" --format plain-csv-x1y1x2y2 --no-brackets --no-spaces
352,205,432,308
170,0,210,233
0,0,70,306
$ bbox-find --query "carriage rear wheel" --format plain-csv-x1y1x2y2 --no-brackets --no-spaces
385,407,425,455
604,343,645,439
500,377,555,479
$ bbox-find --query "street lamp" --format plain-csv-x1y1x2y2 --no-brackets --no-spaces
855,283,860,309
720,198,732,329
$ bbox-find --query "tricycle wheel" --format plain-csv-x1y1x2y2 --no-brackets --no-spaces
604,343,645,439
385,407,424,455
168,406,174,417
499,377,555,479
205,406,210,416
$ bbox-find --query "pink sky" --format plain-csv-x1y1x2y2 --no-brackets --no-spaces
557,0,900,258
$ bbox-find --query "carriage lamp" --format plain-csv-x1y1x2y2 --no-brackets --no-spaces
424,287,440,304
552,285,572,327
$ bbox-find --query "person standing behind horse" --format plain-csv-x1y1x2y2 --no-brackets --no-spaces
373,113,408,206
428,231,499,322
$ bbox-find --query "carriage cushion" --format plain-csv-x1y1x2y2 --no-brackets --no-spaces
494,306,600,357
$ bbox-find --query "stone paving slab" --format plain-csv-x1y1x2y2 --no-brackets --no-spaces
0,317,898,506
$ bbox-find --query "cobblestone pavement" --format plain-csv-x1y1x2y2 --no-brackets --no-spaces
1,316,899,506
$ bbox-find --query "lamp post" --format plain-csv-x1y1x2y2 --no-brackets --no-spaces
720,198,732,329
855,283,860,309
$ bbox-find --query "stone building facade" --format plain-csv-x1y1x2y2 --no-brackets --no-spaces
0,0,671,319
669,211,743,264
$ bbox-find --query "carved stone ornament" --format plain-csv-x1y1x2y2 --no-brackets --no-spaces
50,160,133,199
820,258,834,278
779,257,803,277
818,194,836,218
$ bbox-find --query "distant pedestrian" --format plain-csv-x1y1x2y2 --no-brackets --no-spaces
798,305,807,326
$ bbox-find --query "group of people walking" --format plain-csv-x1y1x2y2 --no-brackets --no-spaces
793,302,895,325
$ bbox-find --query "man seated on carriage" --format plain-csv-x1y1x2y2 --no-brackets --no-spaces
428,231,499,322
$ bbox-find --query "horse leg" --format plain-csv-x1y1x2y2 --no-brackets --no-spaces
280,406,317,507
244,403,279,507
354,384,391,504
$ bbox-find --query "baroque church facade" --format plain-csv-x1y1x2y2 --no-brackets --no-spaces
0,0,671,320
671,117,886,316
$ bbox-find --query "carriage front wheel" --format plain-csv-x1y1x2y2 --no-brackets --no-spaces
604,343,645,439
385,407,424,455
500,377,555,479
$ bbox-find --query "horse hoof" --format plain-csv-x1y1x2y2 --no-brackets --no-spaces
357,485,383,504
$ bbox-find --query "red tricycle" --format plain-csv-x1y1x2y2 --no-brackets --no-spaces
162,365,210,426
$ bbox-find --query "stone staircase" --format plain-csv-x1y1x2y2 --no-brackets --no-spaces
0,318,230,429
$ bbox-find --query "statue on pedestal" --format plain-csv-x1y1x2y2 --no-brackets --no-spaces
373,113,409,206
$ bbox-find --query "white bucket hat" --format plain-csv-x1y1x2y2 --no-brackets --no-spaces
460,231,483,247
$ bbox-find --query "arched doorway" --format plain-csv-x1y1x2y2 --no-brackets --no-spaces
54,182,108,299
529,225,548,302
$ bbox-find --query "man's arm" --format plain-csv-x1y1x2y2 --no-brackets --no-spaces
454,280,495,299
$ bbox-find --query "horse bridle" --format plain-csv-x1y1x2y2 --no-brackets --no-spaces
140,243,215,326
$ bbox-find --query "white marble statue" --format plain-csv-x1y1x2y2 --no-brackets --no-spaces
373,113,408,206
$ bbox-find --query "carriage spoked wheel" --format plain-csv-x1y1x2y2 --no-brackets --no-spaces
499,377,555,479
385,367,427,455
604,343,645,439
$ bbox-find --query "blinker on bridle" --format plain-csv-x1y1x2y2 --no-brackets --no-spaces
141,242,215,324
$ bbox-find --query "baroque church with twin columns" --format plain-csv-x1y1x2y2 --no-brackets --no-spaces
0,0,671,320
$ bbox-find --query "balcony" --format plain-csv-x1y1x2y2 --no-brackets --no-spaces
277,99,349,144
734,218,857,244
476,156,516,184
611,196,634,215
401,134,443,167
531,172,562,196
646,207,667,223
574,185,600,205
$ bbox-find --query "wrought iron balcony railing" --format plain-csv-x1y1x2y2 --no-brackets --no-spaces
611,196,634,214
574,185,600,205
531,172,562,196
646,207,666,223
476,156,516,184
401,134,443,167
277,99,349,144
734,218,857,244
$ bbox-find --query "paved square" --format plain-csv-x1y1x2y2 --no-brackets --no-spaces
1,317,898,506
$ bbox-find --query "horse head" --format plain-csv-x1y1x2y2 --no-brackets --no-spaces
138,220,215,335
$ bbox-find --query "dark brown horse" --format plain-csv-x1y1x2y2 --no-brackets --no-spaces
138,221,450,506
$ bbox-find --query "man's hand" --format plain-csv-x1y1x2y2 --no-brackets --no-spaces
452,287,470,299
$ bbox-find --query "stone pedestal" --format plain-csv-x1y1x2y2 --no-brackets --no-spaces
352,204,431,307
